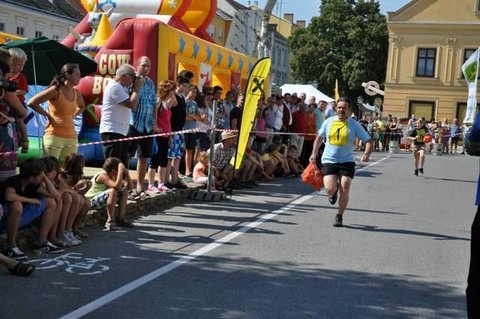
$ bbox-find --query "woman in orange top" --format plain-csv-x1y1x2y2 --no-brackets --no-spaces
28,64,85,161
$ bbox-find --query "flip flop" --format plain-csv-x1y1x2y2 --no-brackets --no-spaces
9,261,36,277
138,191,151,200
128,190,141,201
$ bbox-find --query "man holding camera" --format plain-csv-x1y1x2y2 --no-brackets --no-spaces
0,48,26,182
100,63,144,166
127,56,156,198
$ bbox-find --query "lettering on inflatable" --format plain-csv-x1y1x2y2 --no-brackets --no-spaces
92,75,113,95
92,53,131,95
98,53,131,76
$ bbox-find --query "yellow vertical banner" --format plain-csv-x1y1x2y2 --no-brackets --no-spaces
234,57,271,170
335,79,340,101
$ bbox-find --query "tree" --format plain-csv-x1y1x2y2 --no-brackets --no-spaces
288,0,388,99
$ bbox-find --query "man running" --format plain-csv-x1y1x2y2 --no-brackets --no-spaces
310,97,373,227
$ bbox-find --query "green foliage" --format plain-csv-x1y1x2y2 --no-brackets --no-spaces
288,0,388,97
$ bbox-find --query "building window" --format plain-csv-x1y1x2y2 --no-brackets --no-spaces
0,13,7,33
457,102,480,122
409,101,435,121
16,26,25,36
416,48,436,77
218,28,223,41
35,31,43,37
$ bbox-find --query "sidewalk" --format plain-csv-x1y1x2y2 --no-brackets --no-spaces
2,166,204,249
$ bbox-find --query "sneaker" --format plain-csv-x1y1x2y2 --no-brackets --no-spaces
158,183,172,192
3,246,27,260
116,219,134,228
333,214,343,227
419,168,424,174
104,220,121,231
414,169,419,176
64,231,82,246
147,185,160,193
50,239,68,248
328,189,338,205
33,240,64,254
174,181,188,189
245,181,256,188
164,182,175,189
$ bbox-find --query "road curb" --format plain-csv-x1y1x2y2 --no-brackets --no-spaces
1,183,204,250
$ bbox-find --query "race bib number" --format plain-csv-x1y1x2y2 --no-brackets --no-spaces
329,120,348,146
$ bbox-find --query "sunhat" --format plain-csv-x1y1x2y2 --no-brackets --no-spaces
221,131,237,141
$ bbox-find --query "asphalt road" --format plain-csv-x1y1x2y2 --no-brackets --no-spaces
1,151,476,319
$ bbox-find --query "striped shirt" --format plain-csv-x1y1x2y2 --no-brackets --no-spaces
129,77,157,133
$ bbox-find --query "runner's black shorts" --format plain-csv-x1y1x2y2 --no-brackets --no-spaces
320,162,356,179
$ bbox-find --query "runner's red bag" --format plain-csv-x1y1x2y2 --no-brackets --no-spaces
301,162,323,190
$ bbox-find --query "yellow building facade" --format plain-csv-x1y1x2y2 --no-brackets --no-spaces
384,0,480,122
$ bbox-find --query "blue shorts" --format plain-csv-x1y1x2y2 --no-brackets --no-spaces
168,134,184,159
0,197,46,233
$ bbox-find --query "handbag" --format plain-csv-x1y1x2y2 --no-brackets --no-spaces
301,162,323,191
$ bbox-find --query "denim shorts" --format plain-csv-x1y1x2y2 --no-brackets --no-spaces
89,189,124,210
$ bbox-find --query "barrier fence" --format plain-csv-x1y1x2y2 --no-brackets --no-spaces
0,126,466,156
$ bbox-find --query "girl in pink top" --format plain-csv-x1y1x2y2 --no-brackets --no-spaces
147,80,176,193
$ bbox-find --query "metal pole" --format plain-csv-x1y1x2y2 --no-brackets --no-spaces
31,45,43,158
207,99,217,192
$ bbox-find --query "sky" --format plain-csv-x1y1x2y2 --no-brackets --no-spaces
236,0,412,23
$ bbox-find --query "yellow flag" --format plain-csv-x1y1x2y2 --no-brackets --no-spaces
234,57,271,170
335,79,340,101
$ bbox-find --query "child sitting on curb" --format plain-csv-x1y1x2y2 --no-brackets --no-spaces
286,145,303,176
60,153,91,239
40,156,81,247
193,151,216,190
0,158,63,259
84,157,133,231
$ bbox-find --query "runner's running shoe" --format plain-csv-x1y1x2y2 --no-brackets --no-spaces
333,214,343,227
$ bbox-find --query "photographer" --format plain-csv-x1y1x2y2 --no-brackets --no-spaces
0,48,27,182
100,63,144,166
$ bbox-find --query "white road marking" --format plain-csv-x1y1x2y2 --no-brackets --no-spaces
59,197,312,319
59,156,389,319
357,155,390,172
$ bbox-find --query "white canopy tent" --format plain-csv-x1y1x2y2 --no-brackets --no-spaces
279,84,334,103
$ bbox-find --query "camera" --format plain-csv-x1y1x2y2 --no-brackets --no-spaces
0,79,18,92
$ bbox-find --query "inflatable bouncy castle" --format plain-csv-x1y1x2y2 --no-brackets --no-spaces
62,0,256,162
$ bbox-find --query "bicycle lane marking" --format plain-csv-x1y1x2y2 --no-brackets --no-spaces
59,156,390,319
29,252,111,275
